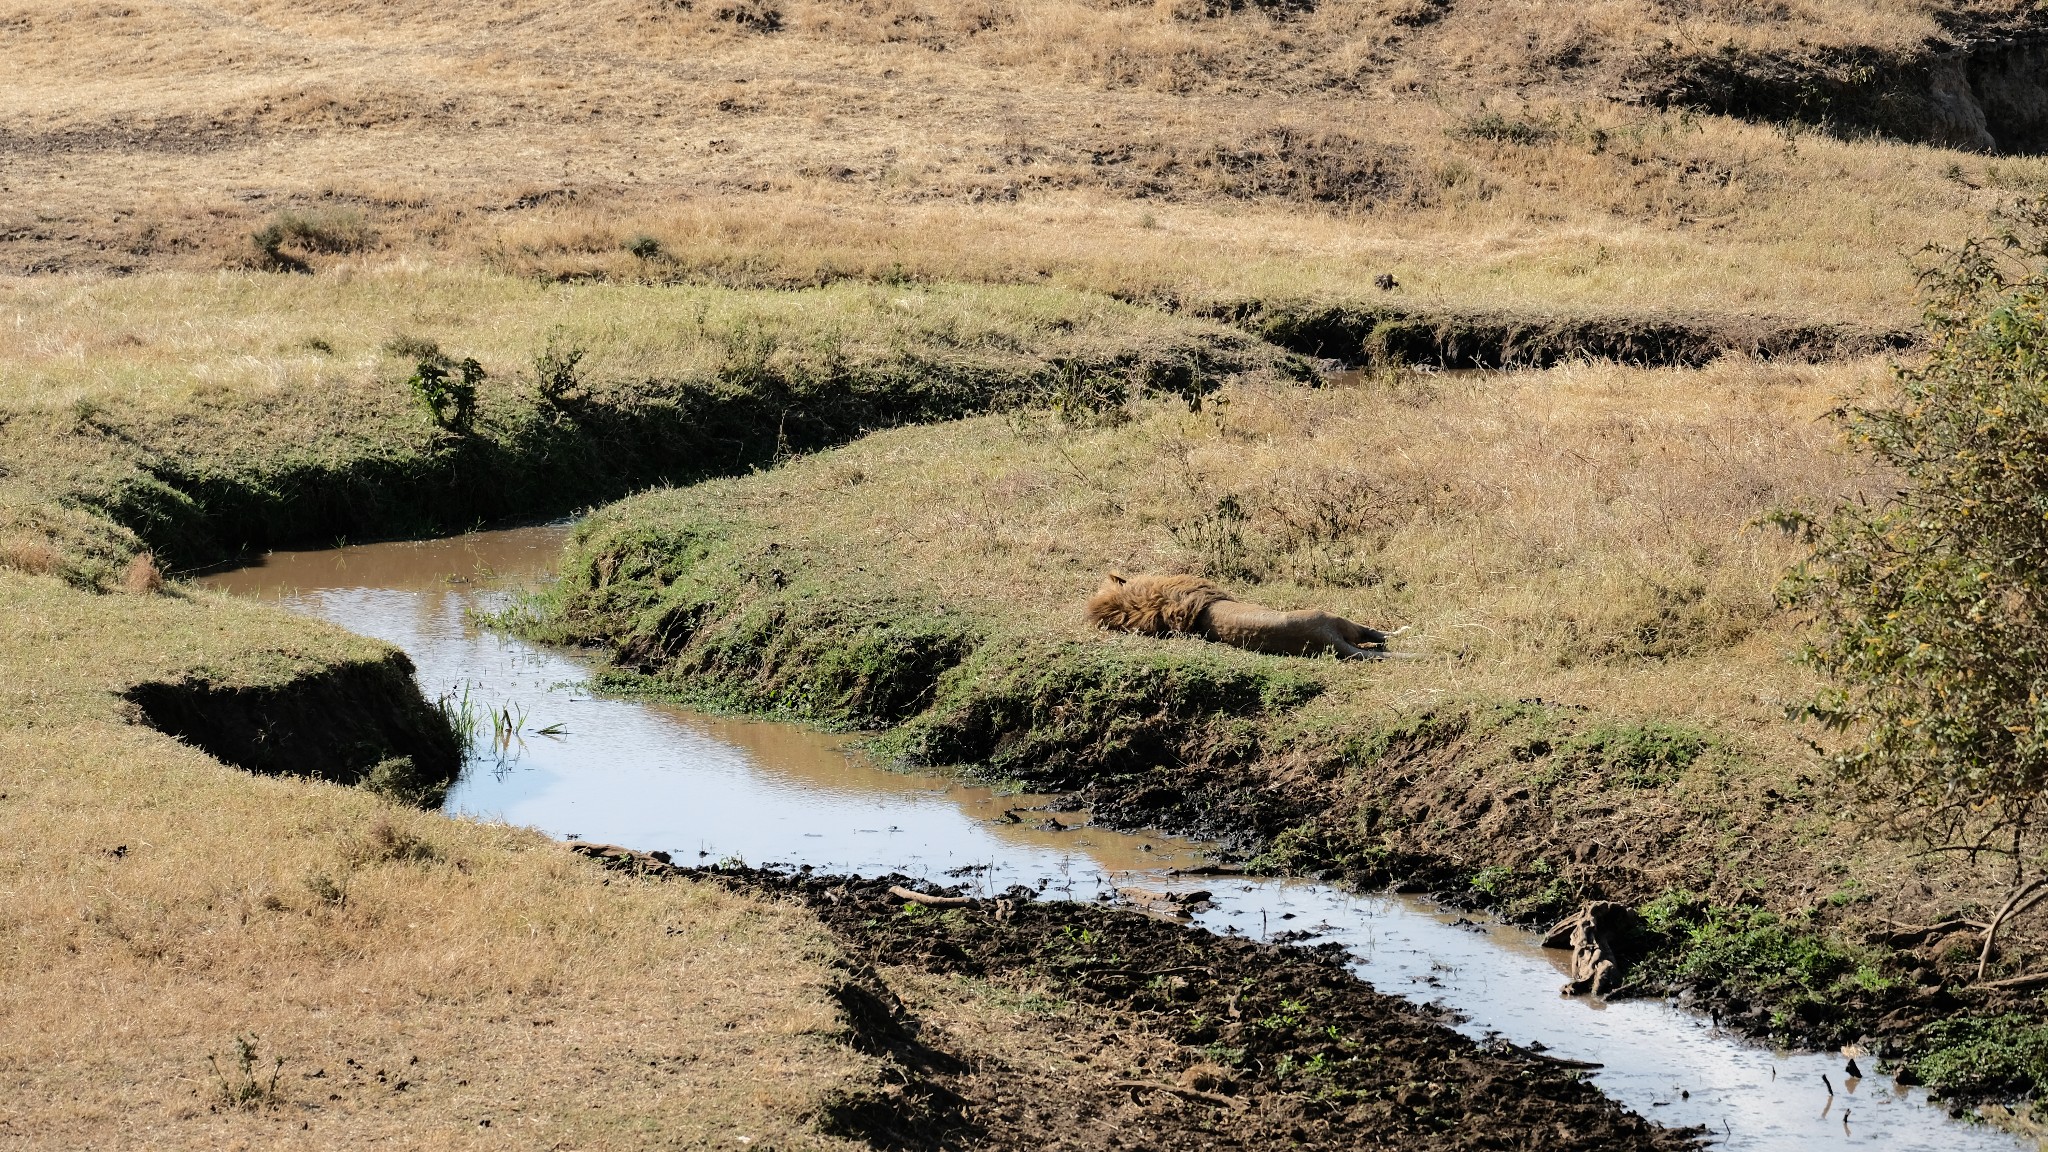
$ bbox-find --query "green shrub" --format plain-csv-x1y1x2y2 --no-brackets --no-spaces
1909,1014,2048,1102
408,357,483,429
1796,202,2048,978
1635,891,1893,1033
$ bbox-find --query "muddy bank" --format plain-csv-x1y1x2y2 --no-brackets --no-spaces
1630,23,2048,154
570,846,1695,1152
125,648,463,805
1188,300,1914,369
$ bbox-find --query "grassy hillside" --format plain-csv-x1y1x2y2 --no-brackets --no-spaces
7,0,2048,326
0,271,1282,578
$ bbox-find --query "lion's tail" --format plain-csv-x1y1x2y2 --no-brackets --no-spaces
1086,573,1231,636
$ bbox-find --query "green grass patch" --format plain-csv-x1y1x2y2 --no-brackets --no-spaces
1907,1014,2048,1105
1633,891,1897,1037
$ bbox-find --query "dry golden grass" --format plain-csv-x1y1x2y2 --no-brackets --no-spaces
1,0,2031,324
622,357,1885,724
0,569,878,1148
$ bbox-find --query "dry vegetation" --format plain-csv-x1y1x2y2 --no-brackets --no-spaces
4,0,2043,322
0,570,877,1148
12,0,2048,1142
570,359,1876,766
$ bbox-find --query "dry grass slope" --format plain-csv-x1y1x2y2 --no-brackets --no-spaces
2,0,2043,325
0,570,877,1149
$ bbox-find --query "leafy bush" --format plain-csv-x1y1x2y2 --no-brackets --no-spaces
1909,1014,2048,1102
408,357,483,429
1795,202,2048,978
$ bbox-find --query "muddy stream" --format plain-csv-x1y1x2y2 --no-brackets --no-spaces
201,524,2028,1152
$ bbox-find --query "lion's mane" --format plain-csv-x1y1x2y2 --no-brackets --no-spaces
1084,572,1233,636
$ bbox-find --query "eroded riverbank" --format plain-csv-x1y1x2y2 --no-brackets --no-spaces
198,525,2033,1151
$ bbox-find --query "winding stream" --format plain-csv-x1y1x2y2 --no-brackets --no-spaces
200,524,2031,1152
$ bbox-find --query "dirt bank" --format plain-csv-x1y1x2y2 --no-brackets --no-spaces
125,648,463,806
570,845,1696,1152
0,274,1284,582
1635,28,2048,154
1195,300,1915,369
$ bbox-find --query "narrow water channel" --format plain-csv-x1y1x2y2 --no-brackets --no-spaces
200,525,2030,1152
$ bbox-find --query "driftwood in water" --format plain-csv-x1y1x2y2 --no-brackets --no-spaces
1543,901,1638,997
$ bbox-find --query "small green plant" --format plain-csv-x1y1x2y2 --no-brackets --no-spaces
1908,1013,2048,1103
209,1034,285,1111
533,343,588,411
1201,1043,1247,1067
625,234,662,259
436,683,483,746
1634,891,1893,1032
409,357,482,429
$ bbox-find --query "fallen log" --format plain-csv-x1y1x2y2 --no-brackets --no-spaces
1981,969,2048,992
1113,1080,1245,1110
888,885,972,907
1865,918,1983,948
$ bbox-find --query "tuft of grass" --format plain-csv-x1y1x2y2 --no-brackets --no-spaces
1450,110,1557,146
342,817,442,867
208,1035,286,1112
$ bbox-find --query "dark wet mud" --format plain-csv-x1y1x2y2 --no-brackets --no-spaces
599,854,1699,1152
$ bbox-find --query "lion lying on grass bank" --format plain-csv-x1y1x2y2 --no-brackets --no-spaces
1086,572,1407,659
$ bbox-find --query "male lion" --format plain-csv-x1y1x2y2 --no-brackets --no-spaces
1085,572,1406,659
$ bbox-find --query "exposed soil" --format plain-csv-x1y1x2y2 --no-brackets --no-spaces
1196,300,1917,369
1632,27,2048,154
572,844,1698,1152
124,649,463,805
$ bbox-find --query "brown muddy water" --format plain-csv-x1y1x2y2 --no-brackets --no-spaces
201,525,2029,1152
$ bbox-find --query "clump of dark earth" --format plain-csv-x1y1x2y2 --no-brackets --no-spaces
571,844,1698,1151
